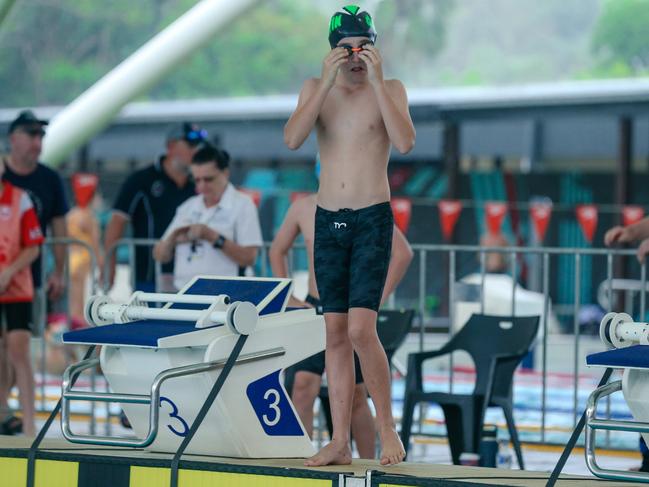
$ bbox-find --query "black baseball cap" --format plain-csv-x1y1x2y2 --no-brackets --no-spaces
8,109,48,135
166,122,208,146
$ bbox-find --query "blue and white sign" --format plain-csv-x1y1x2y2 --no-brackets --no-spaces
246,370,303,436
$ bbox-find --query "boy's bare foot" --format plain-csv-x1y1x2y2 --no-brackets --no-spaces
379,426,405,466
304,439,352,467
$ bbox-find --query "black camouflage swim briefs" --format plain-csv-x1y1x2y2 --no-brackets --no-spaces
314,201,393,313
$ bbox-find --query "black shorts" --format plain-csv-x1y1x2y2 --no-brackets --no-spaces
292,294,364,384
0,302,32,333
314,201,393,313
292,351,364,385
304,293,323,314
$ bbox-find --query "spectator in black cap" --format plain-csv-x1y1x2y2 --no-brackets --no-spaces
1,109,69,434
103,122,208,293
3,109,69,302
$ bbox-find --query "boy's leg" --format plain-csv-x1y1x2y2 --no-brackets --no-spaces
348,307,404,465
0,304,16,422
291,370,322,438
0,334,11,415
351,382,375,458
305,312,354,466
7,329,35,436
345,202,401,464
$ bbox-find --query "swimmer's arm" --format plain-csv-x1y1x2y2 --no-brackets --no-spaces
103,212,128,287
269,204,302,278
285,49,349,150
284,78,327,150
373,79,416,154
605,216,649,246
380,226,413,305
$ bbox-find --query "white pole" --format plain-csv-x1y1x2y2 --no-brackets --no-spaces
134,292,228,305
98,304,226,324
41,0,261,166
0,0,16,28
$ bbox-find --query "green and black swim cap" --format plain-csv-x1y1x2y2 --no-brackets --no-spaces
328,5,377,49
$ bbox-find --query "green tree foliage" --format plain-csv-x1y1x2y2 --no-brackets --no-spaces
0,0,456,106
0,0,166,106
0,0,327,106
591,0,649,75
375,0,455,80
151,0,325,99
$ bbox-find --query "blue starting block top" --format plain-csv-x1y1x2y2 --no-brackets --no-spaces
63,320,216,348
175,277,289,316
587,345,649,370
63,277,291,348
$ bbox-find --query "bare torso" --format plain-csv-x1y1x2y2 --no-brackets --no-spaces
315,80,395,210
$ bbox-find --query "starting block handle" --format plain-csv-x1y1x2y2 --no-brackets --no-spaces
600,312,649,349
87,296,259,333
132,291,230,305
61,347,285,448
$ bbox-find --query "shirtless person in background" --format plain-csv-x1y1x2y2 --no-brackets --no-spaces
269,186,413,459
284,5,415,467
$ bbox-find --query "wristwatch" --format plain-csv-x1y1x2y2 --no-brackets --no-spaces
213,235,226,249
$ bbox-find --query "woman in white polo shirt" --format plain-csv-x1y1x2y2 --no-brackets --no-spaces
153,143,263,290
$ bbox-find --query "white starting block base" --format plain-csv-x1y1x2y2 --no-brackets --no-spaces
62,276,326,458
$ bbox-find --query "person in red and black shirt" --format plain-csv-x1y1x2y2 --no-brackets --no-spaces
103,122,207,292
0,157,44,437
3,110,69,301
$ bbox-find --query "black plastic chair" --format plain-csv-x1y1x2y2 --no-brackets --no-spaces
319,308,416,437
399,313,539,469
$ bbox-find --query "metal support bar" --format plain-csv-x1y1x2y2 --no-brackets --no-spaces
27,345,97,487
545,367,613,487
170,334,249,487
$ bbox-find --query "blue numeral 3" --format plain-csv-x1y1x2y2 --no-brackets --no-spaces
160,396,189,437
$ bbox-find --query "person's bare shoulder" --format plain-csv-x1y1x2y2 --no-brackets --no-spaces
301,77,320,95
385,79,407,96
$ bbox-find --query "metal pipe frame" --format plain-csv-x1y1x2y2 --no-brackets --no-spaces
61,347,285,447
585,380,649,483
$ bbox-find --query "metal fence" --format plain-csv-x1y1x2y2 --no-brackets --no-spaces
25,238,649,448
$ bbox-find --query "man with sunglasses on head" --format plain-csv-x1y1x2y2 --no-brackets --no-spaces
103,122,207,294
1,109,69,435
284,5,415,467
153,143,262,290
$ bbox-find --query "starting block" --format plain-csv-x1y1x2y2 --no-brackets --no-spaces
585,312,649,483
60,276,325,458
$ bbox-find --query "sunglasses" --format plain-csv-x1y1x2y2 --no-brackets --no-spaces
185,129,208,145
338,41,373,56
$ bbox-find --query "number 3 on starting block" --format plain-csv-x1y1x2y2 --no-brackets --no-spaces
246,370,303,436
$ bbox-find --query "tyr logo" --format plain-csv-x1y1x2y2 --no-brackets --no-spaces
333,222,347,229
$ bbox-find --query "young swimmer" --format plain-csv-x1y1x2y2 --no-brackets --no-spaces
269,160,413,459
284,5,415,467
